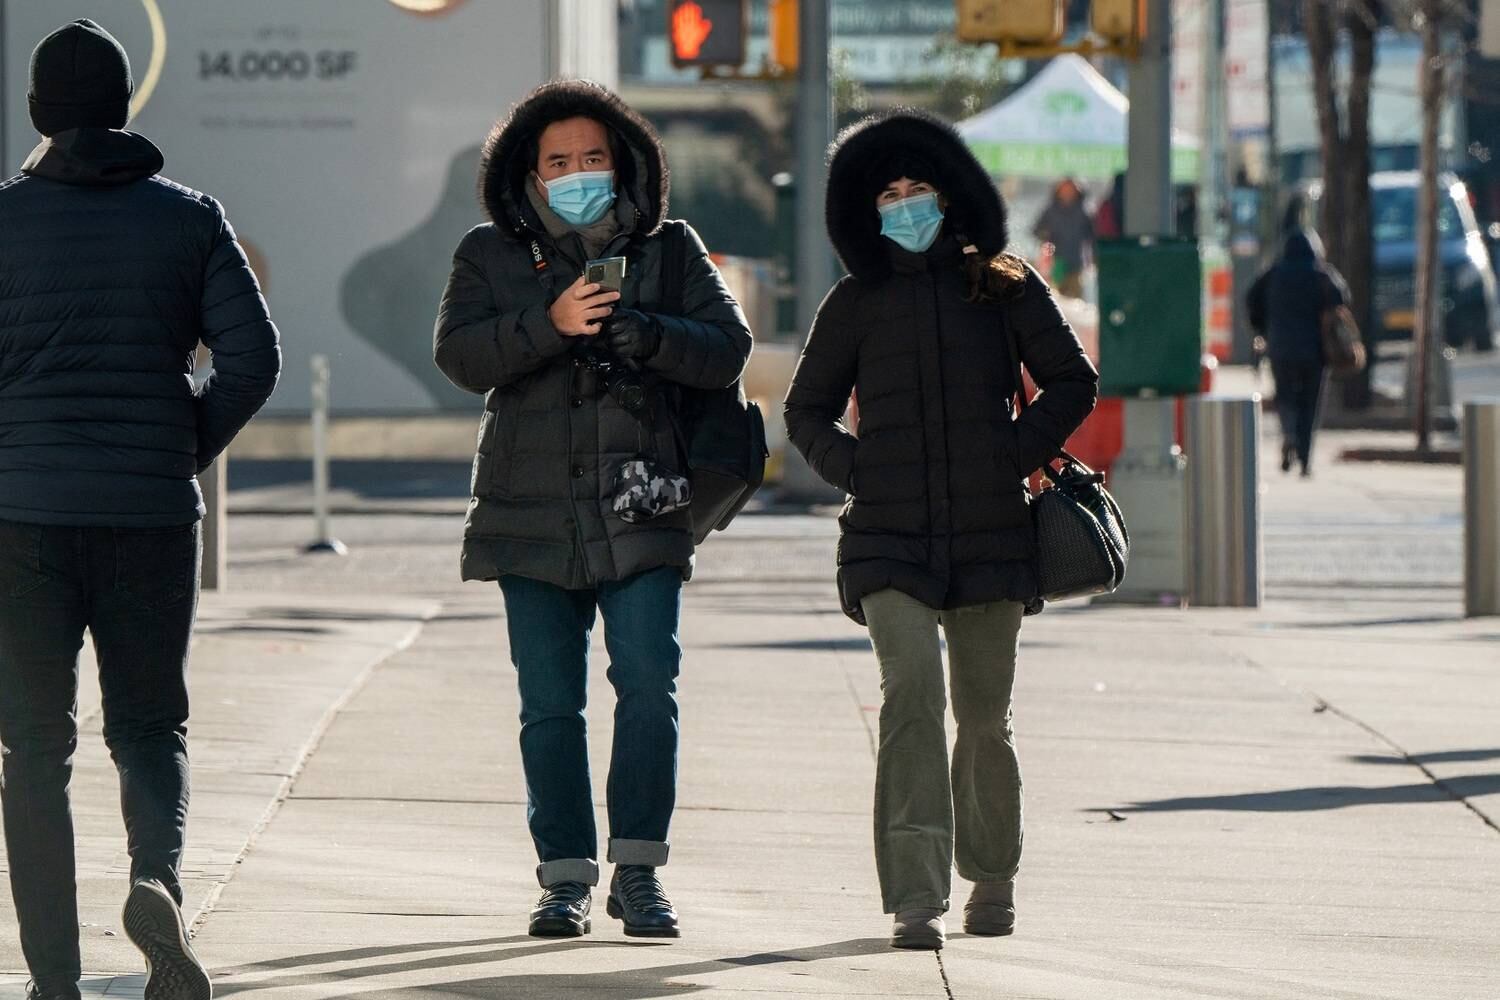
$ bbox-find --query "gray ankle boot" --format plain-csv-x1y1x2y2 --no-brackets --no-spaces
890,907,945,950
963,880,1015,936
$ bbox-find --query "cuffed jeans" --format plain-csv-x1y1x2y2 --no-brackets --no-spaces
0,519,199,994
499,567,682,886
861,588,1025,914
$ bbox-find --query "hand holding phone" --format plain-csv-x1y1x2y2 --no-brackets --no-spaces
585,256,628,294
549,273,620,337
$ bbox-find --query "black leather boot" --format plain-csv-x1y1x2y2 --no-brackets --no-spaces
529,881,592,938
606,865,680,938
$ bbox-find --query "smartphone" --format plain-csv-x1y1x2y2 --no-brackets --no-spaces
584,256,627,293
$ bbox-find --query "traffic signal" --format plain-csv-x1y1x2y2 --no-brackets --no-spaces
668,0,748,68
1091,0,1142,43
956,0,1065,45
769,0,798,74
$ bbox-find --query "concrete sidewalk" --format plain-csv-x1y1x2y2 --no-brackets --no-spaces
2,428,1497,998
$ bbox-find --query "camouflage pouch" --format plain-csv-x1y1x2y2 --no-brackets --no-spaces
610,458,693,523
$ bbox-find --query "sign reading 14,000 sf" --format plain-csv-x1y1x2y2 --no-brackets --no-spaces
198,49,358,82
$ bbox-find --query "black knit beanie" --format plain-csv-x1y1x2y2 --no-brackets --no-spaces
28,19,133,136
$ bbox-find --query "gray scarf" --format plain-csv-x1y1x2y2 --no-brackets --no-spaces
525,174,626,261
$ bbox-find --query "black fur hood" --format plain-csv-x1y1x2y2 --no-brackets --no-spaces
478,79,669,237
826,108,1009,283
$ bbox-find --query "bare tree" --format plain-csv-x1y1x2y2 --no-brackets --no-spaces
1305,0,1347,242
1413,0,1446,452
1342,1,1379,409
1303,0,1381,409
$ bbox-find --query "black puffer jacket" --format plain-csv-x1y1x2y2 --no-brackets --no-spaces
434,81,752,588
0,128,281,527
785,110,1099,624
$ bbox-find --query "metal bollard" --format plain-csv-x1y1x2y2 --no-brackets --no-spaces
304,355,347,555
1184,395,1262,607
1465,400,1500,617
200,455,228,591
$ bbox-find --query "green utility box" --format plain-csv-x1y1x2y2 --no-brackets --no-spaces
1097,237,1202,397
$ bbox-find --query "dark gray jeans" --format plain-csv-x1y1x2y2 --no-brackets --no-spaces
0,519,199,995
861,589,1025,913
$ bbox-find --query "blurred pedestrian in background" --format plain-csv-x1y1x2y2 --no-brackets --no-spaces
0,19,280,1000
1246,229,1348,477
1093,172,1125,239
1031,177,1093,297
785,109,1097,951
434,80,750,942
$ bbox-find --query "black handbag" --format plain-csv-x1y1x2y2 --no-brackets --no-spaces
1000,314,1128,603
658,221,768,544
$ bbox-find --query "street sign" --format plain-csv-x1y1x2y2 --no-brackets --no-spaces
668,0,748,68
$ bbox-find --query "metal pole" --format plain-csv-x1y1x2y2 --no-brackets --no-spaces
779,0,845,503
1126,0,1174,237
1185,396,1261,607
1414,0,1442,454
794,0,834,336
1200,0,1229,246
1,0,10,174
1106,0,1189,604
200,456,227,591
305,354,346,555
1465,401,1500,617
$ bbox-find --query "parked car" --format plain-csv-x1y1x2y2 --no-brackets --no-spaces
1299,171,1498,351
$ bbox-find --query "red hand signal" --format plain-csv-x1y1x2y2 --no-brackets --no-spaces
672,2,714,60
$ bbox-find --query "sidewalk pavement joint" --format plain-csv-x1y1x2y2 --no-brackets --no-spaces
185,604,439,940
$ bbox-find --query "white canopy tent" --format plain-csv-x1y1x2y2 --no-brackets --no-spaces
957,55,1199,183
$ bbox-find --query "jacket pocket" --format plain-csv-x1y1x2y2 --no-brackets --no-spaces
486,392,520,496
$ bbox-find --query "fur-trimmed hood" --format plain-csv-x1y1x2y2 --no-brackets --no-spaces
826,108,1009,283
478,79,669,237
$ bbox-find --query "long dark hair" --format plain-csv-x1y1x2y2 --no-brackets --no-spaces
961,249,1028,304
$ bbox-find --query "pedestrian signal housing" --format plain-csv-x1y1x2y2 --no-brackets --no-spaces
956,0,1065,45
1091,0,1142,42
668,0,748,68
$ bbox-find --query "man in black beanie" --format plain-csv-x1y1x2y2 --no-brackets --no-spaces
0,19,281,1000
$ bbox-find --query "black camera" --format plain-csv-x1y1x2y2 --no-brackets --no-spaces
574,348,649,414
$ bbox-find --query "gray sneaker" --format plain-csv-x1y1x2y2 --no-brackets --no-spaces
963,880,1016,936
890,907,945,950
122,880,212,1000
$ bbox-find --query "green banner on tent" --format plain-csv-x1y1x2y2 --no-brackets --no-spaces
966,140,1199,183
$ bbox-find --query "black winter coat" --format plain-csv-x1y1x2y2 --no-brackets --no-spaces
1246,230,1347,367
434,81,751,589
0,129,281,527
785,110,1098,624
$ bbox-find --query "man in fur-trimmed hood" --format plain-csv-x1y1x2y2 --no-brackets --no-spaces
434,79,751,940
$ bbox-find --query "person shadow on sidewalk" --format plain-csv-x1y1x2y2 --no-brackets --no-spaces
1100,772,1500,815
211,935,893,996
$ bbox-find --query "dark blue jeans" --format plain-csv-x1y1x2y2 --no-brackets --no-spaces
0,520,199,994
499,567,682,887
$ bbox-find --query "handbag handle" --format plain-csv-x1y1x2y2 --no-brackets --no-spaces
996,301,1090,484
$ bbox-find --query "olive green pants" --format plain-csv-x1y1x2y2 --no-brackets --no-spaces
861,588,1025,913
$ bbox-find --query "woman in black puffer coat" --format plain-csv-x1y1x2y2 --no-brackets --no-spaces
785,110,1098,950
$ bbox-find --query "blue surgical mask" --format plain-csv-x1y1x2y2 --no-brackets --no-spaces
879,191,945,253
544,169,616,226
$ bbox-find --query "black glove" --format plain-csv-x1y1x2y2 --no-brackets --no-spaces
604,308,663,360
